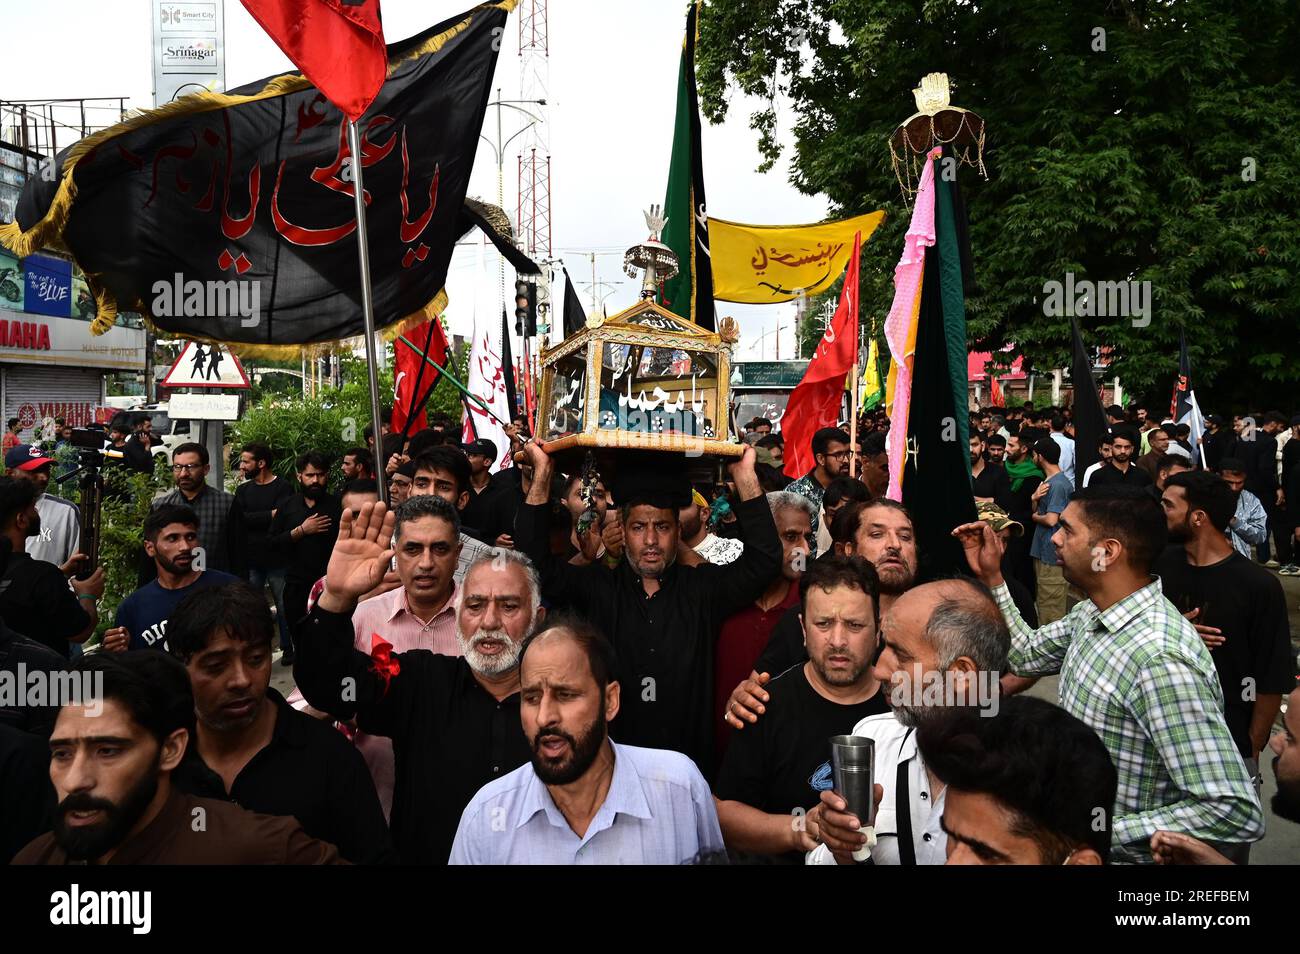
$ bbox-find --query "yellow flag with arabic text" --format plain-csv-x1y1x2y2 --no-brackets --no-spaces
708,211,885,303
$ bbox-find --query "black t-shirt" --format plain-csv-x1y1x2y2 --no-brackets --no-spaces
1088,462,1153,489
1154,548,1295,758
971,463,1012,510
714,663,889,864
0,553,89,658
1003,468,1043,523
234,476,295,569
172,689,393,865
462,475,526,545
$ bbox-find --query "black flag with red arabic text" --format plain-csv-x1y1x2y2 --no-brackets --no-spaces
4,2,515,347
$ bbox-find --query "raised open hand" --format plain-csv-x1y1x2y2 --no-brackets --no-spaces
319,502,396,613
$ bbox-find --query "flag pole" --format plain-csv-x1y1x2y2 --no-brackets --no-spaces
348,118,389,506
849,231,861,479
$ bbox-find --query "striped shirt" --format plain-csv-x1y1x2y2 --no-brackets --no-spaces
994,578,1263,863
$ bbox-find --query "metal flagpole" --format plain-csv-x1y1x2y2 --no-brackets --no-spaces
347,119,389,506
848,232,861,479
849,353,860,477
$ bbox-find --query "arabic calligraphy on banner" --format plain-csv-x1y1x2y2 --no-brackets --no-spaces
708,211,885,303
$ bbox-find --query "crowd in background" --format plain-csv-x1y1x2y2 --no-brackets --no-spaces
1,396,1297,866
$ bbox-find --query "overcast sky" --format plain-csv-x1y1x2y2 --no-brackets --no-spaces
4,0,832,359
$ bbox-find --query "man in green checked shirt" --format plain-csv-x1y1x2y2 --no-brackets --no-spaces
954,484,1264,864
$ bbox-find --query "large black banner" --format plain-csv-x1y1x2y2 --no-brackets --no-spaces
5,2,514,348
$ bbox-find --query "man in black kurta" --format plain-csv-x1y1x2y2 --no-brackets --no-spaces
514,444,781,778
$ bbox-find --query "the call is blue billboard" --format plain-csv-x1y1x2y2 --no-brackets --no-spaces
22,253,73,318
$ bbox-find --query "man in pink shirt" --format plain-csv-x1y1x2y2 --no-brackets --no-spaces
351,494,462,657
349,494,464,817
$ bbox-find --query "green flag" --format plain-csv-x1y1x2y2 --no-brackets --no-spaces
660,2,714,330
900,158,978,577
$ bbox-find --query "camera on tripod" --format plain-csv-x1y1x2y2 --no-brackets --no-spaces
56,426,122,580
67,426,124,464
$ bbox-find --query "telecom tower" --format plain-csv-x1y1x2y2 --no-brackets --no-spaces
516,0,551,262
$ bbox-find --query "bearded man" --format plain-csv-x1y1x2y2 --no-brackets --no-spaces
294,500,545,864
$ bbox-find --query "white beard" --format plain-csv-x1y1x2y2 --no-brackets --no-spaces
457,627,523,676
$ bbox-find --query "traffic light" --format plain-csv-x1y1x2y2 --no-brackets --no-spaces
514,277,537,336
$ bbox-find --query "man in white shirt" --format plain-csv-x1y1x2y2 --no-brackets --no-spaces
5,444,81,572
1049,413,1076,486
450,614,723,864
807,578,1010,865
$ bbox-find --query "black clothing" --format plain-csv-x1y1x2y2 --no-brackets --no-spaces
0,723,55,863
460,479,510,544
1286,458,1300,530
514,492,782,777
0,624,65,736
1154,548,1294,759
1087,461,1153,488
1003,566,1039,628
235,476,295,572
754,605,807,679
294,604,531,865
714,663,889,864
173,689,392,864
122,434,155,474
971,462,1012,510
1003,465,1042,525
268,491,342,584
1003,464,1043,595
0,552,90,658
1245,432,1279,498
483,472,525,545
1202,429,1234,472
1283,438,1300,488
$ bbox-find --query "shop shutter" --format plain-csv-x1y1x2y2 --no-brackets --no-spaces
2,365,104,441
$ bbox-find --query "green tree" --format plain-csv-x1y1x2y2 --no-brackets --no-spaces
696,0,1300,407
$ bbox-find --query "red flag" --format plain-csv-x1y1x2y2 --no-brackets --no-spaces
783,232,860,480
392,317,450,433
241,0,387,123
989,375,1004,408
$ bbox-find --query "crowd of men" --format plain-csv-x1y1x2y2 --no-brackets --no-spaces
1,397,1297,866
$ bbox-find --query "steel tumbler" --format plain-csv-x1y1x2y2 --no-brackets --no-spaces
830,734,875,862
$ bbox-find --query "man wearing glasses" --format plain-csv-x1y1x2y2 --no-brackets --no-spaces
784,427,854,554
151,442,243,576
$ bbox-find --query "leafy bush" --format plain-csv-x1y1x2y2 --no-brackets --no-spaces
231,393,365,485
232,344,471,484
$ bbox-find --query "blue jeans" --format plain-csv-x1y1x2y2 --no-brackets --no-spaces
249,565,291,651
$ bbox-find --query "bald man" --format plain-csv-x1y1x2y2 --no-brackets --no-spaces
808,578,1011,865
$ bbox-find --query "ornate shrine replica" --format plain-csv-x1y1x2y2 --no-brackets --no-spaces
535,207,743,475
